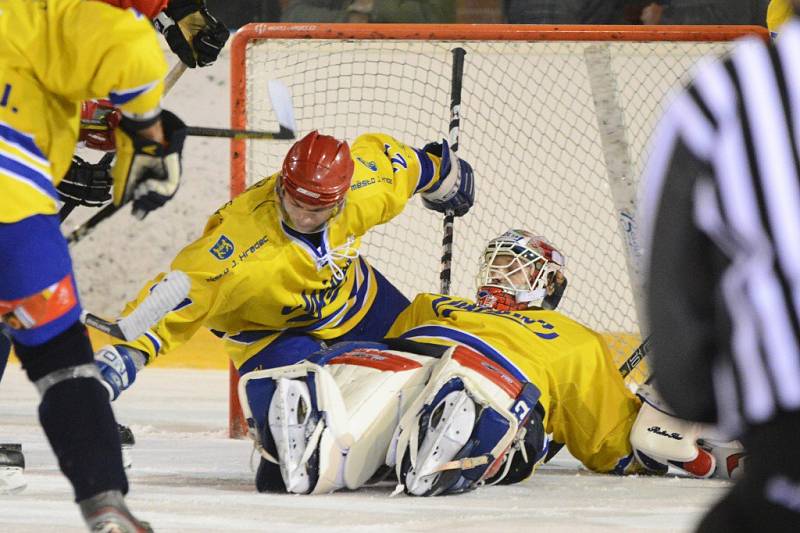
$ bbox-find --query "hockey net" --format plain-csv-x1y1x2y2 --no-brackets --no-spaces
228,23,767,437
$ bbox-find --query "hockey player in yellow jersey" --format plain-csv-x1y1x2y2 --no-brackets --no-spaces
768,0,794,37
244,229,743,495
0,0,189,529
91,129,475,488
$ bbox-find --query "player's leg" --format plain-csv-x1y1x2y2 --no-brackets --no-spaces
387,344,546,496
0,214,148,530
235,331,326,493
333,265,410,343
0,330,28,495
240,339,437,494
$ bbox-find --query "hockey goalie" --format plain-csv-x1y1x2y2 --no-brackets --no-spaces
240,229,746,496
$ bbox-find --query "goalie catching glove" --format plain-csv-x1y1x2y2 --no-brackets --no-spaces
155,1,229,68
420,140,474,217
111,110,187,219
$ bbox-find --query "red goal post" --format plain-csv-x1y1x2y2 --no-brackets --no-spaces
228,23,769,438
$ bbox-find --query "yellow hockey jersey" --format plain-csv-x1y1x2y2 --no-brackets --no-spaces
0,0,167,223
386,293,642,473
122,133,447,369
768,0,794,35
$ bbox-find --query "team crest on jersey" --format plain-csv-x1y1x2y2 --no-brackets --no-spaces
356,157,378,172
210,235,235,260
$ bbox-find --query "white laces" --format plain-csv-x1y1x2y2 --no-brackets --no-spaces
315,236,359,281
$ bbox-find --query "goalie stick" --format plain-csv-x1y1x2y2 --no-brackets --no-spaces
439,47,466,295
65,79,297,246
81,270,191,341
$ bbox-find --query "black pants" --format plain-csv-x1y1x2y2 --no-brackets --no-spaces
698,412,800,532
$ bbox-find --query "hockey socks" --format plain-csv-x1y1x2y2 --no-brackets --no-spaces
39,377,129,501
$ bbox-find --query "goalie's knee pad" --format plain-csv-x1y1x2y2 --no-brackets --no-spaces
630,383,716,479
239,341,435,494
387,345,546,496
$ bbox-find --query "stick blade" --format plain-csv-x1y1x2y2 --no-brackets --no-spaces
268,80,297,139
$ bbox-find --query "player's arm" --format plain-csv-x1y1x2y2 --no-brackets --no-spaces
640,91,720,424
93,214,230,400
53,1,188,218
350,133,474,223
155,0,229,68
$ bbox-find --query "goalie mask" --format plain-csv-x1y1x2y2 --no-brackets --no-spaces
476,229,567,311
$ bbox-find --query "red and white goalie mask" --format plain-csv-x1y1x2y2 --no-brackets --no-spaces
476,229,567,312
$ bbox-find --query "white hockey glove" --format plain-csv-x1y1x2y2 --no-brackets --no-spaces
111,110,186,220
94,345,147,401
630,382,720,479
420,140,475,217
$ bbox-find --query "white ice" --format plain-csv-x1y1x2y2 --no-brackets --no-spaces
0,364,729,532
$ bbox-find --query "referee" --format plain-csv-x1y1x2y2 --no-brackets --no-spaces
640,7,800,532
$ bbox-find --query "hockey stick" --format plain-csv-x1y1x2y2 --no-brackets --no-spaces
79,123,295,141
66,80,297,245
439,47,466,295
164,62,187,94
618,334,650,379
81,270,190,341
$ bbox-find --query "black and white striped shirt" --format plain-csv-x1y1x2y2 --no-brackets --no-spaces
640,18,800,435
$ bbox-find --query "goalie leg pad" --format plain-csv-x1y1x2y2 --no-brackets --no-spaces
388,346,544,496
267,377,321,494
239,341,435,494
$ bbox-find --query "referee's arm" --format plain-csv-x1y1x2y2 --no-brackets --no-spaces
640,94,723,424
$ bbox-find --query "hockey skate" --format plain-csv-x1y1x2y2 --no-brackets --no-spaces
118,423,135,470
0,443,26,494
79,490,152,533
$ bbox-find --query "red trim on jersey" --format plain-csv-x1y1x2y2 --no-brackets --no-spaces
328,349,423,372
0,274,78,330
452,345,523,398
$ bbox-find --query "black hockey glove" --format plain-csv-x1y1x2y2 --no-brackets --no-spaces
420,140,475,217
156,1,229,68
111,110,187,219
57,153,114,208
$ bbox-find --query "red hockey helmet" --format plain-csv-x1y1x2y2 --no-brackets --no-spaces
95,0,168,19
281,131,354,207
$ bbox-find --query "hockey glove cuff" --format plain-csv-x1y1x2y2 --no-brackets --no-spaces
57,154,114,208
156,6,229,68
420,140,475,217
94,345,147,401
112,110,186,219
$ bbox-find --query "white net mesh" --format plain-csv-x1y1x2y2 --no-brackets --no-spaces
236,30,739,384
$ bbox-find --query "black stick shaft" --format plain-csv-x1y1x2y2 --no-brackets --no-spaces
440,47,466,295
65,202,121,246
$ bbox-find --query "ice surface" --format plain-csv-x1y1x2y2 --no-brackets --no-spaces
0,364,729,532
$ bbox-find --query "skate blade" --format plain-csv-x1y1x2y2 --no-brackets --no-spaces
0,466,27,494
